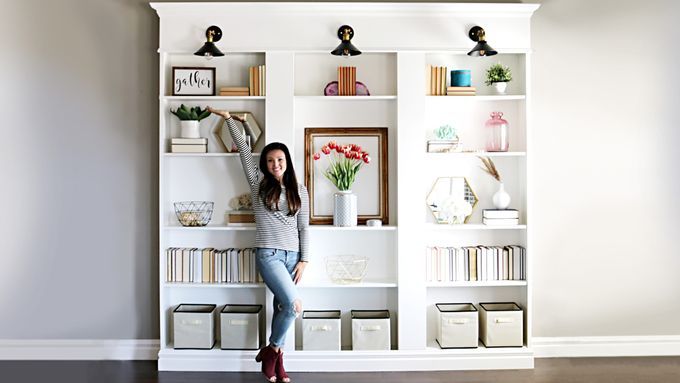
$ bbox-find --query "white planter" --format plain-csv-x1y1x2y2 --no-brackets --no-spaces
180,120,200,138
492,182,511,209
333,190,357,227
493,82,508,94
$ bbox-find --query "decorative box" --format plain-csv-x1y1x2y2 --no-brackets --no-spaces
351,310,391,350
173,304,217,349
302,310,342,351
479,302,524,347
427,139,460,153
220,304,263,350
436,303,479,348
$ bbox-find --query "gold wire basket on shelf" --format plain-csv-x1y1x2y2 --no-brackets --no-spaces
324,255,369,284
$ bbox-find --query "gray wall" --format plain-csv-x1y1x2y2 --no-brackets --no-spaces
0,0,677,340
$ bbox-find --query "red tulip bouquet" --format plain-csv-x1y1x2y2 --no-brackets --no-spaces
313,141,371,191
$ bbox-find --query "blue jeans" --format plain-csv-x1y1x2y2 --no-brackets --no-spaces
256,248,301,347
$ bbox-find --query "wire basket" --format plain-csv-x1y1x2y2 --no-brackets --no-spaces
325,255,369,284
174,201,214,227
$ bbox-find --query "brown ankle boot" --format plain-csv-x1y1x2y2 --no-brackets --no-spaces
255,346,278,382
275,349,290,383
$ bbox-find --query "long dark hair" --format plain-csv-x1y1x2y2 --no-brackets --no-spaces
259,142,301,216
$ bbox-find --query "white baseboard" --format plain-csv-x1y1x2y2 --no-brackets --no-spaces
533,336,680,358
3,337,679,362
0,339,159,360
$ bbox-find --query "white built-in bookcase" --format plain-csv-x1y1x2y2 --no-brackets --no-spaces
153,2,538,372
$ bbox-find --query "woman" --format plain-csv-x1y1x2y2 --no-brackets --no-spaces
209,108,308,383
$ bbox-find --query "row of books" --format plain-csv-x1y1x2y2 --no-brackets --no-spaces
483,209,520,226
426,245,526,282
166,247,261,284
427,65,478,96
249,65,266,96
169,137,207,153
338,66,357,96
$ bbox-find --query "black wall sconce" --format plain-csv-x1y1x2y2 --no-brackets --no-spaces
331,25,362,56
194,25,225,59
467,26,497,57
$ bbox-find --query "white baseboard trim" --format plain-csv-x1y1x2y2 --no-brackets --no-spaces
0,339,159,360
533,336,680,358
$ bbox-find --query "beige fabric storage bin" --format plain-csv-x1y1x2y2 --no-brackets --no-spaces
173,304,217,349
220,304,263,350
302,310,341,351
479,302,524,347
351,310,391,350
436,303,478,348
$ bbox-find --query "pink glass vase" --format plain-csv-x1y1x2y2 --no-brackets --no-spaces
485,112,509,152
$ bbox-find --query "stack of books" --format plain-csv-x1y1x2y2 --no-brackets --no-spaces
338,66,356,95
446,86,476,96
219,86,249,96
428,65,448,95
482,209,519,226
170,137,207,153
249,65,266,96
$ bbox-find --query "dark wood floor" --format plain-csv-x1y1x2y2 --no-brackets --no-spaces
1,357,679,383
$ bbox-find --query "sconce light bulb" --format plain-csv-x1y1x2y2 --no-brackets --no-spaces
204,53,213,60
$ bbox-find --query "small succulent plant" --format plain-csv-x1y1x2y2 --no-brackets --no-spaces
485,63,512,86
171,104,211,121
435,124,457,140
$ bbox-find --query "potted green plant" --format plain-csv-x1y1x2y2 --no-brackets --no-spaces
171,104,211,138
484,63,512,94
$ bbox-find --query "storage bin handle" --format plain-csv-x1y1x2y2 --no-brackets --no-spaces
446,318,469,325
495,317,515,324
180,319,203,326
310,325,332,332
230,319,249,326
360,325,382,331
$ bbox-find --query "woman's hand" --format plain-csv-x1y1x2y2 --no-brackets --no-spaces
207,107,230,120
230,113,245,123
293,261,307,284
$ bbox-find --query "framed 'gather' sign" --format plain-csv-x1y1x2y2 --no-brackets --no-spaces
172,67,216,96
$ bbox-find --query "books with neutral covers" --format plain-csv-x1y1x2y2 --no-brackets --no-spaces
166,247,261,284
483,209,519,219
171,144,207,153
227,210,256,225
171,137,208,145
426,245,525,282
482,217,519,226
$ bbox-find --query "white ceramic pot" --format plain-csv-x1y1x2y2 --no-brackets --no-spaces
180,120,200,138
492,182,511,209
493,82,508,94
333,190,357,227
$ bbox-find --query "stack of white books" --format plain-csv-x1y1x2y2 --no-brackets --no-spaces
482,209,519,226
171,137,207,153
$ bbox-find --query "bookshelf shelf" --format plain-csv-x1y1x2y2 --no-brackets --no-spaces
297,280,397,288
426,281,527,287
154,1,538,373
164,153,261,157
295,96,397,101
307,225,397,232
163,225,255,231
163,283,265,288
424,224,527,231
425,95,525,101
425,151,526,158
162,96,266,102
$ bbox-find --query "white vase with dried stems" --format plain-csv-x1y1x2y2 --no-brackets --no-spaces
479,156,511,209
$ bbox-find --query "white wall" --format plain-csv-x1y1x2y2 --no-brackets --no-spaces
531,0,680,336
0,0,677,342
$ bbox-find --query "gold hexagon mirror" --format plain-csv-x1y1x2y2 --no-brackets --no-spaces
426,177,478,224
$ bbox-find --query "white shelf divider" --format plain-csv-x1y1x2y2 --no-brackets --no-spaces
426,280,527,287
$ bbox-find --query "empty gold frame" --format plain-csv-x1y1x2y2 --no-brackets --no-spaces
211,112,262,152
426,177,478,224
